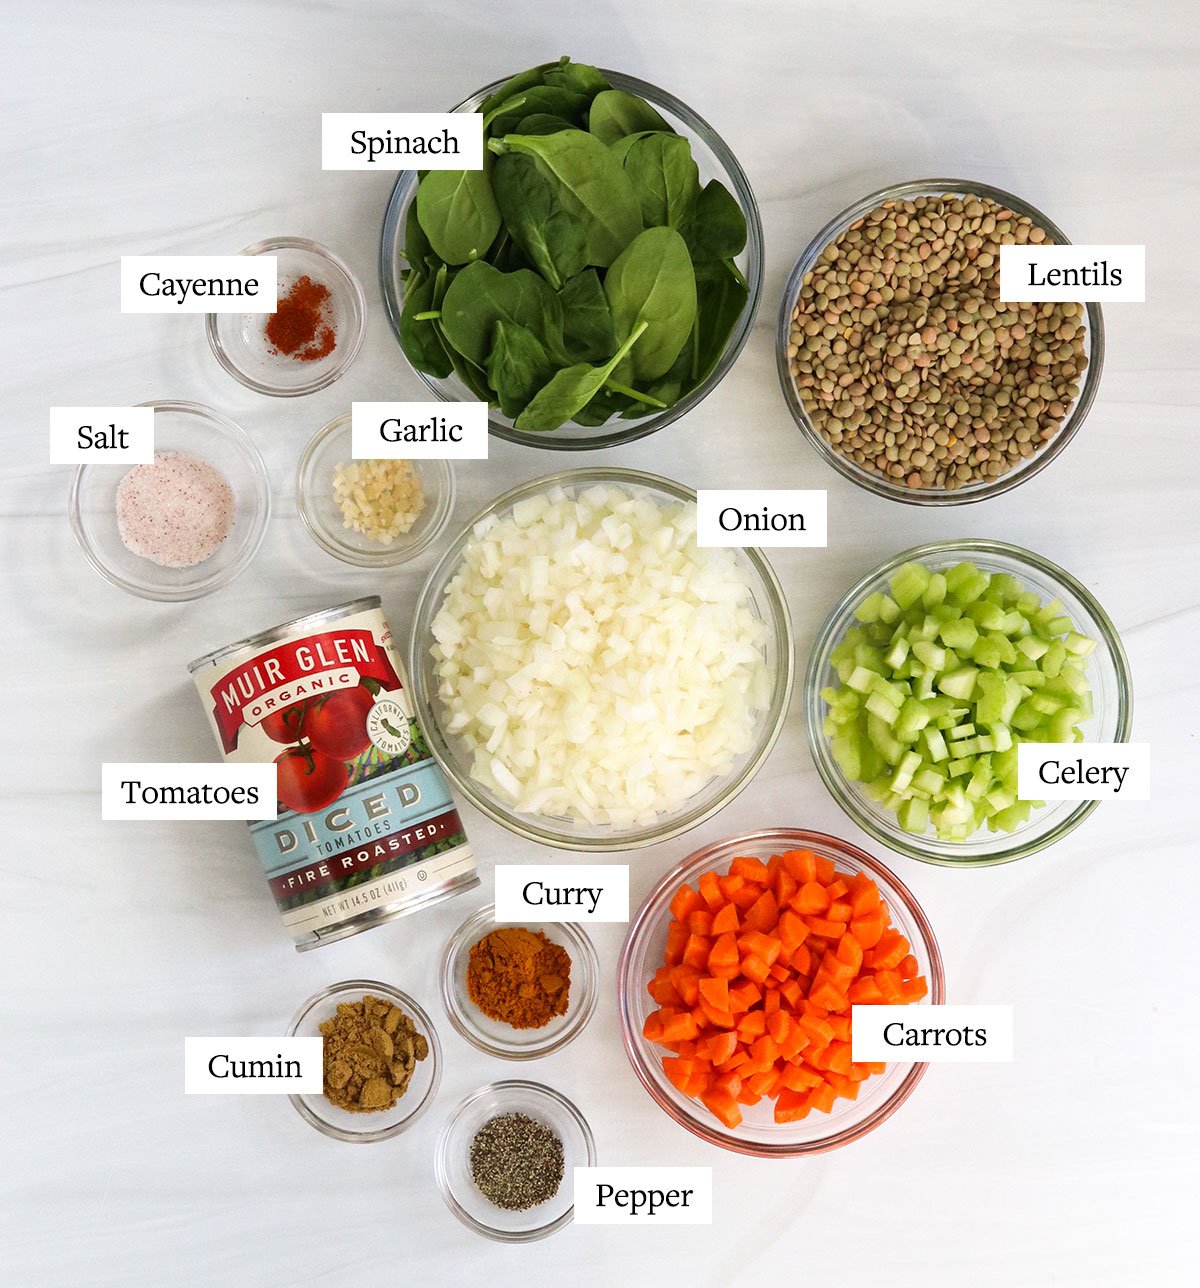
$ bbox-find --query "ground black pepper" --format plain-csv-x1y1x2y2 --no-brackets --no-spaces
469,1112,564,1211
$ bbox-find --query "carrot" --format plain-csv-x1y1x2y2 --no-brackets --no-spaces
668,965,701,1007
793,880,829,915
743,889,780,932
707,932,740,979
737,930,781,966
805,916,846,939
728,980,762,1013
698,977,730,1012
700,1031,737,1064
701,1085,743,1129
698,870,724,911
664,920,688,965
660,1011,700,1043
710,902,740,935
740,953,770,985
780,849,819,882
730,856,771,884
669,883,704,922
687,909,714,936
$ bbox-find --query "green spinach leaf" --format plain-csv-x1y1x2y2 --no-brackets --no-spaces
485,86,590,135
603,225,697,382
492,151,588,289
399,272,453,377
515,114,577,135
515,320,648,430
416,166,501,264
587,89,673,145
486,320,555,418
492,130,642,267
558,269,617,362
543,59,611,97
480,61,558,116
683,178,748,260
689,257,749,385
622,132,699,229
439,259,563,367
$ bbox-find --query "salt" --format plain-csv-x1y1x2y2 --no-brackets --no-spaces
116,452,235,568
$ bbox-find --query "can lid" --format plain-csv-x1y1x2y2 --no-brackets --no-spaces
187,597,383,673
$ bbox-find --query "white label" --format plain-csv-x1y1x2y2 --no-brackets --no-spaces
120,255,277,313
696,490,827,547
350,401,489,459
999,244,1144,302
102,763,277,820
184,1037,322,1094
322,113,483,170
494,865,629,922
573,1167,712,1225
50,406,154,465
852,1005,1013,1062
1017,742,1149,801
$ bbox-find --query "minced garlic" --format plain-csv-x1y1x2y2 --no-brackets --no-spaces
331,458,425,545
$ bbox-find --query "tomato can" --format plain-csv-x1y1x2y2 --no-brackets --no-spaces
189,596,478,951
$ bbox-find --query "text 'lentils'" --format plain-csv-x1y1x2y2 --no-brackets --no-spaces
787,193,1087,491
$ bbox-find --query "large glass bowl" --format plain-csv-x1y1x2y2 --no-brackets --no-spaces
408,468,794,852
617,829,944,1156
381,70,764,450
776,179,1104,505
805,540,1133,866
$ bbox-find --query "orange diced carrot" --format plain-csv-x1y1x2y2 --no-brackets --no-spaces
682,933,711,969
730,856,771,884
711,902,740,935
687,909,714,936
707,932,740,979
741,953,770,985
669,882,704,922
805,916,846,939
728,980,761,1013
744,889,780,932
698,870,724,911
698,977,730,1012
701,1085,743,1129
793,880,829,915
664,920,688,965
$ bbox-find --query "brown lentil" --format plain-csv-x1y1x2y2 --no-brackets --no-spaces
787,193,1088,491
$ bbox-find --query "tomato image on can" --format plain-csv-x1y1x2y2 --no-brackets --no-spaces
189,597,478,950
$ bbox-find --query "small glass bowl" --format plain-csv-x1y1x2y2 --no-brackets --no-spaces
69,400,270,601
409,468,795,852
435,1080,596,1241
805,540,1133,866
207,237,366,396
380,70,763,450
296,413,456,567
617,829,944,1156
776,179,1105,505
440,903,599,1060
286,980,441,1143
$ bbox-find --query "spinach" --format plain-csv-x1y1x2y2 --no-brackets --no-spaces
486,320,555,418
690,258,750,385
416,166,501,264
396,58,752,432
683,178,747,260
558,269,616,361
622,131,699,229
587,89,672,145
492,151,588,289
515,320,648,430
491,130,641,266
399,272,452,377
603,226,696,381
439,260,563,367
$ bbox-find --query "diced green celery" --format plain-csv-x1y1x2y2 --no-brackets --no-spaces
1029,692,1068,716
854,641,886,670
867,713,907,765
885,638,910,669
913,767,946,795
865,691,901,724
1036,598,1064,622
1041,638,1067,678
1065,632,1097,657
891,750,922,792
1050,708,1083,741
949,737,980,757
1004,610,1031,636
921,572,947,608
946,757,973,777
1011,702,1044,732
911,640,947,670
987,724,1013,752
846,665,876,694
1015,591,1041,615
831,732,862,779
990,573,1024,603
939,617,979,651
890,562,931,610
1044,615,1073,636
854,592,886,624
1009,670,1047,688
967,599,1008,630
923,727,949,762
913,670,935,700
1017,635,1050,661
947,722,976,739
894,697,933,740
899,797,929,834
945,561,989,606
985,633,1017,665
984,785,1016,812
937,667,979,700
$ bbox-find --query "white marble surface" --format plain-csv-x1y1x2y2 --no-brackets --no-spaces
4,1,1198,1284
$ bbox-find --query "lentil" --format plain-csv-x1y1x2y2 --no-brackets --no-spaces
788,193,1087,491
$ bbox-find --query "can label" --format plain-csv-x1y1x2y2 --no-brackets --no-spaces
191,601,476,948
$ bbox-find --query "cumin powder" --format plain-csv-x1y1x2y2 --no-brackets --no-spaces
320,994,428,1112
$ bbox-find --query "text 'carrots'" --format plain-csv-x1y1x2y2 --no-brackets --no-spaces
645,848,928,1129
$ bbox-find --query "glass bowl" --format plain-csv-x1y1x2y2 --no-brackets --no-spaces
286,980,441,1143
617,828,944,1156
207,237,366,396
435,1080,596,1241
380,70,764,450
805,540,1133,866
296,413,456,567
440,903,599,1060
776,179,1104,505
408,468,794,852
69,400,270,601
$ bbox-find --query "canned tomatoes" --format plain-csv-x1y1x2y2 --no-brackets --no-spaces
189,597,478,950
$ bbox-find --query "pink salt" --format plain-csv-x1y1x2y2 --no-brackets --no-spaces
116,452,235,569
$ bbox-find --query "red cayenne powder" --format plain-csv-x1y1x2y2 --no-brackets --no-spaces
117,452,235,568
265,275,337,361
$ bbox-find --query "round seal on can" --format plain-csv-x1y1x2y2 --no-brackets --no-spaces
366,698,412,757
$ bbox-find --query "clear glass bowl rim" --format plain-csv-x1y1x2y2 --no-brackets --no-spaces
295,412,457,566
439,902,600,1059
379,67,765,451
68,398,271,602
434,1078,597,1242
205,235,367,397
408,466,795,851
616,827,945,1157
804,538,1134,866
774,177,1106,506
285,978,442,1142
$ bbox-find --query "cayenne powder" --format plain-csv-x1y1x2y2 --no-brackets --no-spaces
467,927,571,1029
265,275,336,361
